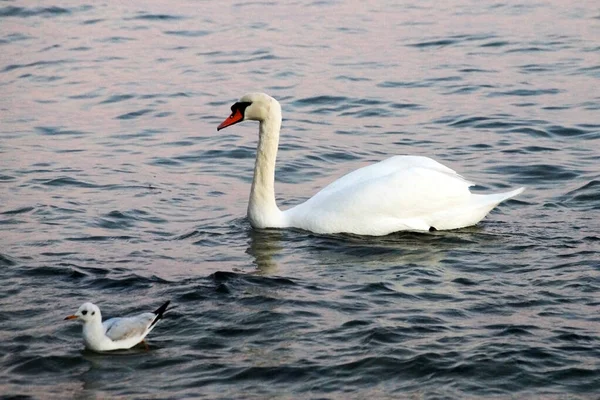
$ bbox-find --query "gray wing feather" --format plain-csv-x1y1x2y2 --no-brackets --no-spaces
103,313,154,341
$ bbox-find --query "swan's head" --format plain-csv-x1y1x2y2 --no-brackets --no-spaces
64,302,101,324
217,93,280,131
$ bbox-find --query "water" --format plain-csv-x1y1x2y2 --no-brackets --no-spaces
1,0,599,398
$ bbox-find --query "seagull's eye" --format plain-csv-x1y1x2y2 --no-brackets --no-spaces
82,310,88,315
92,311,95,316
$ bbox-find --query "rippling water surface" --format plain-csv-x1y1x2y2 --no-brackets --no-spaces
1,0,599,398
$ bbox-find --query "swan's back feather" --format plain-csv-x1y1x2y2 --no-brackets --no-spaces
283,156,522,235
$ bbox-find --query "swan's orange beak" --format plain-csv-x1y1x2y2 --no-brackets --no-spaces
217,109,244,131
64,315,78,320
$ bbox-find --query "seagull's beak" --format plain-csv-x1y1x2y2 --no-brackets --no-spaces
64,315,78,320
217,109,244,131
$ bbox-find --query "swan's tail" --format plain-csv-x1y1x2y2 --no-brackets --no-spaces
477,187,525,207
431,187,525,230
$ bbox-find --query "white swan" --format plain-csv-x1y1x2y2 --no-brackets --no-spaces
217,93,524,236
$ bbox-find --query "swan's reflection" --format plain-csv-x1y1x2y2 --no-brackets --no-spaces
246,228,283,274
244,225,491,277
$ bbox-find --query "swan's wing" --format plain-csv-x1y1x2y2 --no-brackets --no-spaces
286,160,475,234
314,155,473,198
103,314,155,342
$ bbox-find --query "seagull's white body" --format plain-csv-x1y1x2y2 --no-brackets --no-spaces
217,93,524,236
65,301,170,352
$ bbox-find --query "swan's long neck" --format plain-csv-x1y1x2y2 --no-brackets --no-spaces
248,107,284,228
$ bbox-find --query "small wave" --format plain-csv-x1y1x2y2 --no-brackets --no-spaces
487,88,562,97
129,14,184,21
2,59,73,73
292,95,349,107
38,177,98,188
116,109,154,120
0,6,71,18
99,94,135,104
164,30,211,37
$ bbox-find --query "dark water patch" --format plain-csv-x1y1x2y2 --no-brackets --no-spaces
485,324,537,337
116,109,153,120
350,282,417,299
0,33,32,45
506,46,550,53
408,39,459,48
292,95,349,107
210,49,280,64
99,94,135,104
335,75,371,82
480,40,511,48
21,74,64,83
487,88,561,97
179,148,255,163
211,270,296,288
0,6,71,18
37,177,99,189
519,63,559,73
377,80,430,88
97,36,136,44
34,126,86,136
65,235,137,242
459,67,496,73
16,263,104,283
575,64,600,78
87,273,170,291
82,18,104,25
446,85,481,94
546,125,588,138
340,108,393,118
69,46,91,52
389,102,423,110
507,127,551,138
447,115,497,128
1,206,34,215
92,209,166,230
2,59,73,73
163,30,210,37
559,180,600,209
110,128,164,140
149,157,182,167
8,354,85,375
0,174,17,182
38,44,61,53
0,253,17,266
129,14,184,21
67,89,104,100
552,332,596,343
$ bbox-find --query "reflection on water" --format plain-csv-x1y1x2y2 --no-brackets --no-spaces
246,229,283,274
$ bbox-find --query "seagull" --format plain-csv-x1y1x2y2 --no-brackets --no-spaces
65,300,170,352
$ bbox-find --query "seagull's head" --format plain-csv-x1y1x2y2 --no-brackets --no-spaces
65,302,101,323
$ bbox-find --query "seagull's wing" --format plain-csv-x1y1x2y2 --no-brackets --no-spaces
102,301,170,343
103,314,154,342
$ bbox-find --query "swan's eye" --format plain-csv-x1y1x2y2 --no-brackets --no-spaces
232,101,252,115
82,310,88,315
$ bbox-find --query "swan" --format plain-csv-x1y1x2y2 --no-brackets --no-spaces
217,92,524,236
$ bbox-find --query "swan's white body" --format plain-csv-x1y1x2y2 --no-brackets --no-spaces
218,93,524,236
